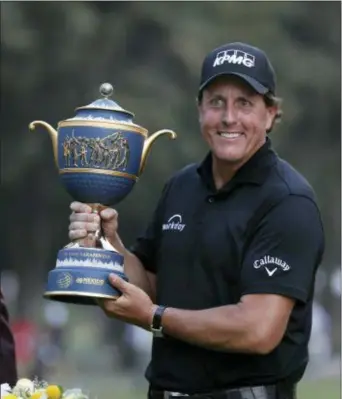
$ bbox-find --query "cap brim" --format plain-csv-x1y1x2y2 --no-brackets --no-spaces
199,72,269,95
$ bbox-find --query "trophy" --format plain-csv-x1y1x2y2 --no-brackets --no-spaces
29,83,177,305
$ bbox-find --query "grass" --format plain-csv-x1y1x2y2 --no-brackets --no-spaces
70,378,341,399
49,370,340,399
112,378,341,399
298,378,340,399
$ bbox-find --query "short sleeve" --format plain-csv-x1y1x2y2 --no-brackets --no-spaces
130,180,172,274
240,196,325,303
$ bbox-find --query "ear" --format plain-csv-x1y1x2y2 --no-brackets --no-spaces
197,97,204,124
265,105,278,131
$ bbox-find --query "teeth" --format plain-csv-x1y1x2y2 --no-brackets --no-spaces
219,132,241,138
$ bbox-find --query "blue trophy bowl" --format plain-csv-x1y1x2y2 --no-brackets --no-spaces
29,83,177,305
57,124,144,205
57,90,147,206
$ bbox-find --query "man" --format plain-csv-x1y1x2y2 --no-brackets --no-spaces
69,42,325,399
0,289,17,386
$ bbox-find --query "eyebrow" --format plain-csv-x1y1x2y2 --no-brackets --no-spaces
206,92,255,102
236,94,254,101
207,93,226,101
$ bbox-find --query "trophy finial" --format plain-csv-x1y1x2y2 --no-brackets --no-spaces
100,83,113,98
76,82,134,118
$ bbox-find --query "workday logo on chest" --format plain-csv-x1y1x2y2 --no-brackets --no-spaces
162,214,186,232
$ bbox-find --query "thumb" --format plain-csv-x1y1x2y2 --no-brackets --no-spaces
100,207,117,221
108,274,128,292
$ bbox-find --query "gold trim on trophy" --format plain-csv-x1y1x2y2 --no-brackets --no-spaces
59,168,138,181
44,291,119,300
58,120,148,136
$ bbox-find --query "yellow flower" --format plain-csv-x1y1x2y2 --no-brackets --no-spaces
46,385,63,399
31,392,44,399
3,395,18,399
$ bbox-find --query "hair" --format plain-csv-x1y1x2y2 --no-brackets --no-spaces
264,93,283,134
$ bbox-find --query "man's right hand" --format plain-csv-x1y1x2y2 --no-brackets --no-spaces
68,201,125,252
69,202,156,301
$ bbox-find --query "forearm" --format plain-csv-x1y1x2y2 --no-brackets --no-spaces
108,233,156,301
161,304,266,354
122,249,156,301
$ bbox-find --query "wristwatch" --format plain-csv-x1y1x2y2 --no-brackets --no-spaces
151,305,167,338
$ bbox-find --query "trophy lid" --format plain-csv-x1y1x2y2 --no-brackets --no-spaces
75,83,135,119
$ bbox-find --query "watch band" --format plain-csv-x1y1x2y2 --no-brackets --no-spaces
151,305,167,337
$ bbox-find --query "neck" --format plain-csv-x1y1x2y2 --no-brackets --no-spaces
211,139,267,190
212,158,240,190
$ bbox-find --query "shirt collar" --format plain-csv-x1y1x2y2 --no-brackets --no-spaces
197,137,277,193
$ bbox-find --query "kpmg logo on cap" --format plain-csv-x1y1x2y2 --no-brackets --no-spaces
213,49,255,68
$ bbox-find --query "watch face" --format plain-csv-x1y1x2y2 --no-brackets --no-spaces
151,327,164,338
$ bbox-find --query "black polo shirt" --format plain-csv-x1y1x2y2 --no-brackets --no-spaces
131,139,325,393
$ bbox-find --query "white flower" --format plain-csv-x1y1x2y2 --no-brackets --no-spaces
1,383,12,397
15,379,34,392
62,389,89,399
1,380,89,399
12,378,35,398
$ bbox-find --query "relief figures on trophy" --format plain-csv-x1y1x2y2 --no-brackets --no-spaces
62,129,130,171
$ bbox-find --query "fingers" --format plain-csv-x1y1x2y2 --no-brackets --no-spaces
69,212,100,223
69,229,88,240
96,295,120,319
69,204,100,240
69,221,99,232
69,202,117,223
70,201,92,213
108,274,128,292
68,202,119,243
69,224,99,239
69,210,100,240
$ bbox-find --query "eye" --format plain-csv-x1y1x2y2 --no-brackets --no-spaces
237,97,252,107
209,97,225,108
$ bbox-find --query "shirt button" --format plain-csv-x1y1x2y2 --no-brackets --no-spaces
207,197,215,203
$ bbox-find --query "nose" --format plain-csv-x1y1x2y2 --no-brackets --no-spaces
222,105,237,126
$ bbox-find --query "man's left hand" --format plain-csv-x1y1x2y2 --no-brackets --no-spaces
98,274,156,329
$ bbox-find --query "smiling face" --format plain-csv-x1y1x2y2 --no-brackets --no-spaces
198,76,277,169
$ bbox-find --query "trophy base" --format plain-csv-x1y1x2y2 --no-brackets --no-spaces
44,246,128,306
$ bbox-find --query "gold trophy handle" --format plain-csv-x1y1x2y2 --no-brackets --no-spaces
29,120,59,167
139,129,177,175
